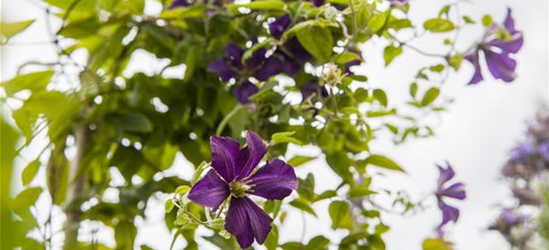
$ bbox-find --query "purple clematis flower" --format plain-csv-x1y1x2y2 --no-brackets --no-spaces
435,163,466,234
233,81,259,104
169,0,190,8
269,14,292,39
300,80,328,102
187,131,298,248
489,209,529,236
539,142,549,162
465,8,523,85
510,141,533,163
344,59,361,75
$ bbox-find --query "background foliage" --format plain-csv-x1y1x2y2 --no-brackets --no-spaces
0,0,530,249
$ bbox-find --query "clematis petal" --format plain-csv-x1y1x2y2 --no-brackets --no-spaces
211,136,241,182
311,0,325,7
226,43,245,68
235,131,268,179
440,182,466,200
208,59,236,82
486,33,524,54
344,59,361,75
438,200,460,226
188,170,230,208
248,159,298,200
169,0,190,8
253,57,284,81
503,7,517,34
233,81,259,104
284,37,312,62
225,197,255,248
464,51,484,85
225,197,272,248
300,81,328,102
484,49,517,82
269,14,292,39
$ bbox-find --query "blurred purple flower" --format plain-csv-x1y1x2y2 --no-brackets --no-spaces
233,81,259,104
169,0,190,8
269,14,291,39
539,142,549,161
311,0,325,7
300,80,328,102
344,59,361,75
510,141,533,162
489,209,529,236
435,163,466,234
188,131,298,248
465,8,523,85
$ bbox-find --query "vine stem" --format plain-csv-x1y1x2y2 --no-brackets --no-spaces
216,104,243,136
348,0,358,42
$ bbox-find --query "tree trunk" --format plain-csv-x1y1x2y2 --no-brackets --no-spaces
63,126,89,249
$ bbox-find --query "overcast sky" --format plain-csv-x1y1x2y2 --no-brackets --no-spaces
2,0,548,249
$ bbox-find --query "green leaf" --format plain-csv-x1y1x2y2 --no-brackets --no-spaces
423,18,455,33
363,154,405,172
175,185,191,195
421,87,440,106
429,64,445,73
368,13,387,33
463,16,475,24
2,71,54,96
296,25,333,62
192,161,209,185
482,15,493,27
410,82,418,98
264,225,279,250
115,221,137,249
1,20,35,42
373,89,388,106
110,112,153,133
290,198,317,217
448,55,463,71
228,0,285,11
383,45,403,66
328,201,353,230
165,199,175,213
46,148,70,205
12,187,42,211
22,160,40,186
288,155,315,167
422,239,452,250
271,131,303,146
306,236,330,250
325,151,354,183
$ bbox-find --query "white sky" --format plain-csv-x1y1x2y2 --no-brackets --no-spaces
2,0,548,249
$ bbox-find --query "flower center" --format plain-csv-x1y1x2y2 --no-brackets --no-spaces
229,181,251,198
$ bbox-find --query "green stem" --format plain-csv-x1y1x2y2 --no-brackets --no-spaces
216,104,244,136
348,0,358,42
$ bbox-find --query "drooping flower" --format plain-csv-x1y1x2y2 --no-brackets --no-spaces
465,8,523,85
187,131,298,248
435,163,466,234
